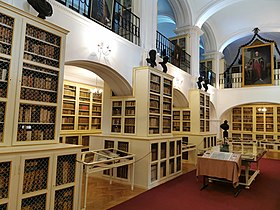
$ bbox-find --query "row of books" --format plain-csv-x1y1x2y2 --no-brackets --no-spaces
23,52,60,68
0,25,12,44
20,88,57,103
62,117,74,124
23,168,48,193
17,128,54,141
124,125,135,133
26,24,60,46
0,42,11,55
0,69,8,81
22,74,56,91
18,106,55,123
0,14,14,27
25,39,58,60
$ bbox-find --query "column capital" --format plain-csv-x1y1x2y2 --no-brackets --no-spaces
175,26,204,37
203,51,224,60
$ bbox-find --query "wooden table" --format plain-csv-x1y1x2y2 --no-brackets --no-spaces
197,151,242,196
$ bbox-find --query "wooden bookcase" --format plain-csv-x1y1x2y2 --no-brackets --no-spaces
231,104,280,151
172,109,191,133
59,134,90,152
90,135,182,189
110,98,136,135
0,2,82,209
61,81,103,133
0,144,82,210
0,2,67,146
133,66,173,136
189,90,210,133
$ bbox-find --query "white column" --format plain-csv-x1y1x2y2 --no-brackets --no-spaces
133,0,157,51
204,51,224,88
175,26,204,77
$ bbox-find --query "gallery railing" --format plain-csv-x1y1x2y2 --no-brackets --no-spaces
112,1,140,46
156,31,191,74
55,0,140,46
199,63,216,87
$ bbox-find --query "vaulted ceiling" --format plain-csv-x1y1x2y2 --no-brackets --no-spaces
158,0,280,64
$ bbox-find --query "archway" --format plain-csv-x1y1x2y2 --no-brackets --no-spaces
65,60,133,96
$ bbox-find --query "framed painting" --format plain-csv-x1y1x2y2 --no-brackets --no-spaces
90,0,114,29
242,42,274,87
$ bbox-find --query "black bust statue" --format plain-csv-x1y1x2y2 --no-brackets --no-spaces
27,0,53,19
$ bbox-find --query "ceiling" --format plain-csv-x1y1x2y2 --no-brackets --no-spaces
158,0,280,64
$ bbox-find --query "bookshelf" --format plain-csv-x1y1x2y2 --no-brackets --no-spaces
61,81,103,133
90,135,183,189
110,98,136,134
231,104,280,141
172,109,191,133
189,90,210,133
60,135,90,152
0,2,82,209
133,66,173,136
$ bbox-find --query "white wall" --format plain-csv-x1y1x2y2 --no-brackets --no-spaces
216,86,280,118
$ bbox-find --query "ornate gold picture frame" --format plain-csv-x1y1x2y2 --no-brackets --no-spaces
242,42,274,87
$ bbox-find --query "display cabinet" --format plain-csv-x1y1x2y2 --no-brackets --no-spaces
231,104,280,141
133,66,173,136
61,81,103,133
0,2,68,146
189,90,210,133
0,3,82,209
59,134,90,152
0,144,81,210
110,98,136,135
172,109,191,133
131,137,182,189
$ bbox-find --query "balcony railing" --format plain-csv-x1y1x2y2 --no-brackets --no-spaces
55,0,140,46
199,63,216,87
156,31,191,74
112,1,140,46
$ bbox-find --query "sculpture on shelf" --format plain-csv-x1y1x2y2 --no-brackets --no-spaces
203,79,209,92
159,56,169,73
146,49,157,68
27,0,53,19
196,76,203,89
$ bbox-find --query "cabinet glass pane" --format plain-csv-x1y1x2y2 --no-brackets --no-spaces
151,163,158,182
160,161,166,178
0,58,10,98
0,161,10,199
23,158,49,194
17,104,56,141
160,142,166,159
56,154,76,186
0,13,14,55
24,24,61,68
21,194,46,210
54,186,74,210
151,143,158,161
0,102,5,142
21,63,59,103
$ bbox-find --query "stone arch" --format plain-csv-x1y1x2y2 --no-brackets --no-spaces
168,0,192,27
65,60,133,96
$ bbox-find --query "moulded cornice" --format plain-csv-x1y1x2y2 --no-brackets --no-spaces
175,26,203,36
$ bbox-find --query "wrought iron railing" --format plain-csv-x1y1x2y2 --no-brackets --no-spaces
199,63,216,87
55,0,140,46
156,31,191,74
112,1,140,46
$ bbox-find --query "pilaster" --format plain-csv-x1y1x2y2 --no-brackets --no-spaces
175,26,204,77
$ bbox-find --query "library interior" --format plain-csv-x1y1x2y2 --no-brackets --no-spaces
0,0,280,209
